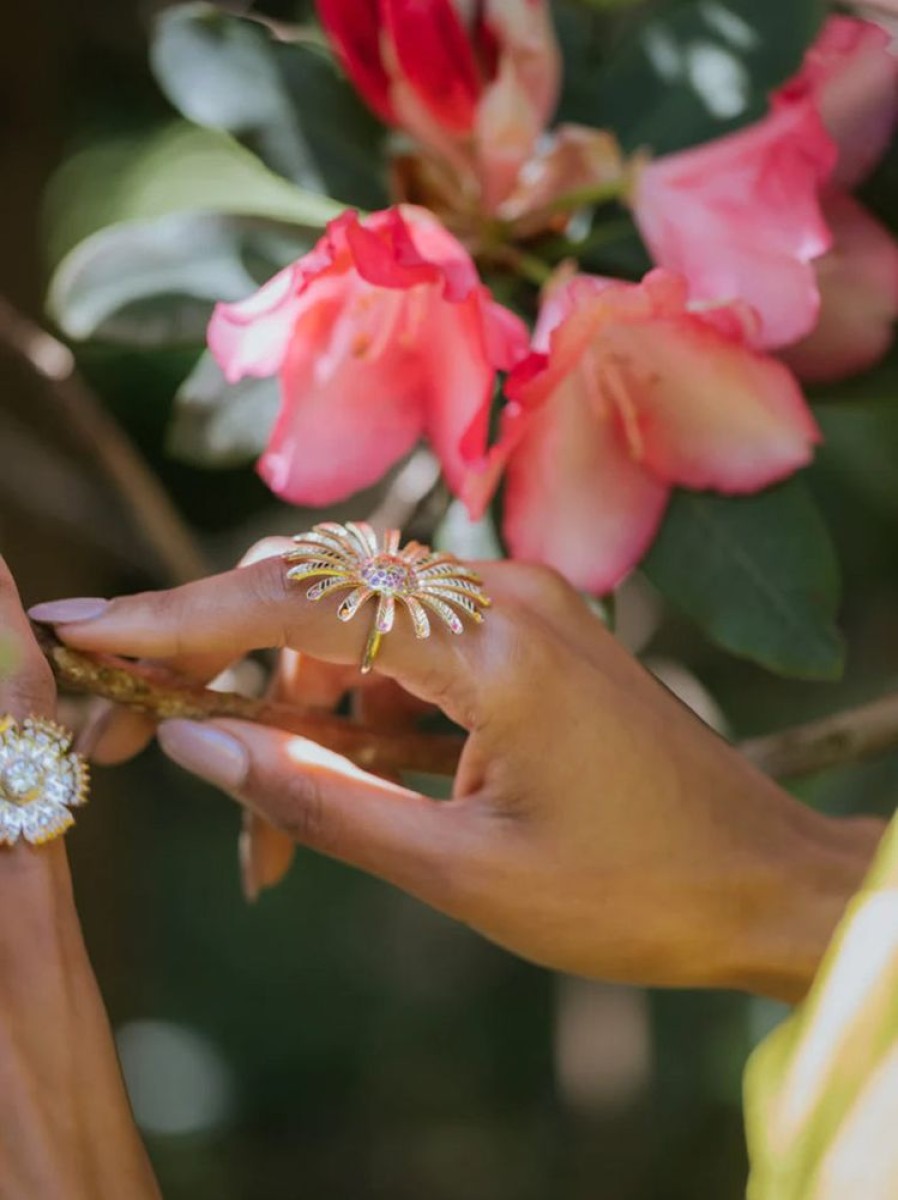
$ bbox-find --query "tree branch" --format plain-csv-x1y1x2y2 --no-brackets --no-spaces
34,625,461,779
0,297,208,585
741,694,898,781
35,623,898,782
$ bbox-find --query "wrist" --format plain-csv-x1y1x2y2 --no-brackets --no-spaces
0,843,161,1199
712,800,884,1002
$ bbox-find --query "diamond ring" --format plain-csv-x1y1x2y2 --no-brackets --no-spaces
283,521,491,673
0,716,89,846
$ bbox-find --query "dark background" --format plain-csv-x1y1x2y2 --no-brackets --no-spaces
3,2,898,1196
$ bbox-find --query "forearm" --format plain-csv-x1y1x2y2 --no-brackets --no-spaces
0,843,160,1200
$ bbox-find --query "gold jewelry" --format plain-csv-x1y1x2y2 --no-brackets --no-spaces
0,717,89,845
283,521,490,673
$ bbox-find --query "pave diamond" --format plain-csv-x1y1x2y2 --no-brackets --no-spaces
0,718,87,845
2,757,42,803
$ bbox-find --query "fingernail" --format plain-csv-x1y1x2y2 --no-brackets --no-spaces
158,720,248,790
28,597,109,624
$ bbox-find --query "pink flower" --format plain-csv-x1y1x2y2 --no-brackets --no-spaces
773,15,898,187
467,270,821,594
768,17,898,379
780,190,898,382
208,206,528,506
632,103,837,350
317,0,561,213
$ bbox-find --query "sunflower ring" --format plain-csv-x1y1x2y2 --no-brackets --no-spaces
0,717,89,846
283,521,491,673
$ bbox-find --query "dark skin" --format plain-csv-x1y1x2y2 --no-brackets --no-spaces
0,538,883,1193
0,559,160,1199
31,540,884,1001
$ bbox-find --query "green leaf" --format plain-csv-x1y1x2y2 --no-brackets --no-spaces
45,122,344,266
558,0,825,154
642,480,844,679
48,212,314,345
167,351,280,467
150,3,388,208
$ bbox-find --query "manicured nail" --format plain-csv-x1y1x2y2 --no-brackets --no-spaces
28,598,109,624
158,720,249,791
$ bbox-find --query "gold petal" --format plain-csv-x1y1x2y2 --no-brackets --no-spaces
338,586,375,622
402,596,431,639
286,561,349,582
284,552,350,571
289,528,357,559
306,577,356,602
383,529,402,554
417,561,483,582
375,593,396,634
418,578,491,605
313,522,369,558
345,521,379,557
418,594,464,635
417,587,484,620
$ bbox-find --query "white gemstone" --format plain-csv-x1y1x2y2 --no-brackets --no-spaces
2,757,42,800
43,774,74,806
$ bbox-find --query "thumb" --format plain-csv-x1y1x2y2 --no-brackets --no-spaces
157,718,470,906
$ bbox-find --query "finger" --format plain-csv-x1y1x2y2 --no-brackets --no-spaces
30,553,503,727
158,718,470,905
239,811,297,902
240,649,430,899
0,559,66,873
0,560,56,721
83,537,297,765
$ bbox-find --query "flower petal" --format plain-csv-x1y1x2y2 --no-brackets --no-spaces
425,288,528,496
501,366,669,595
605,309,822,494
208,263,304,383
317,0,396,124
781,190,898,383
633,102,837,349
258,281,424,505
382,0,482,134
773,15,898,187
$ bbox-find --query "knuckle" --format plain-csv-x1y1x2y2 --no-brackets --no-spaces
484,606,556,691
498,562,576,615
251,558,291,648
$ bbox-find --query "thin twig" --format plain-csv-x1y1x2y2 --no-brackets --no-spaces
34,621,898,782
0,297,208,585
741,693,898,781
34,625,462,778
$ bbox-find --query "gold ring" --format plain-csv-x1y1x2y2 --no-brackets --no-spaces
283,521,491,673
0,717,89,846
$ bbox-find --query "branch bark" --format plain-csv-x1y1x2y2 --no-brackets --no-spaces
0,297,208,585
741,693,898,781
35,623,898,783
34,625,461,779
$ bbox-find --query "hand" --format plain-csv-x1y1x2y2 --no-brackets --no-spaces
0,560,160,1200
31,545,882,1002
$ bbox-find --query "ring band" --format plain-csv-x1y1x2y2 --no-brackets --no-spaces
0,717,89,846
283,521,491,673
